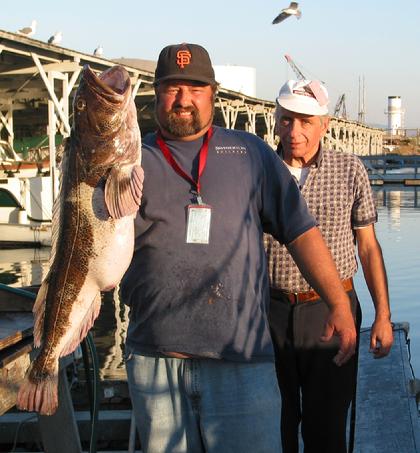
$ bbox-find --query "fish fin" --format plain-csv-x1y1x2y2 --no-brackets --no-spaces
49,137,72,266
33,141,72,349
60,292,102,356
34,140,73,349
32,276,50,348
17,364,59,415
104,164,143,219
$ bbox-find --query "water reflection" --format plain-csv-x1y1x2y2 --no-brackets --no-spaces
94,289,129,381
354,186,420,377
372,185,420,208
0,248,50,287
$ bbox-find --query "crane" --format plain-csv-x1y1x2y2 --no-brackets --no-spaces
334,94,347,119
284,54,306,80
284,54,326,84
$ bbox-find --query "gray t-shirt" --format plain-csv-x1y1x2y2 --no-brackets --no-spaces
120,126,316,362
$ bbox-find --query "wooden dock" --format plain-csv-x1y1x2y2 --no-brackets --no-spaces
354,323,420,452
369,174,420,185
361,154,420,185
0,285,141,452
0,286,86,452
0,288,38,416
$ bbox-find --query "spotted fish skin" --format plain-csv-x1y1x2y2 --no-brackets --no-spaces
17,65,143,415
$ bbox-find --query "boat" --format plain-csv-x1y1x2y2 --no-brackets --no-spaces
0,181,52,248
0,142,53,248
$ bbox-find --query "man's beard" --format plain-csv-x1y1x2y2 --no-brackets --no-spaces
158,106,213,138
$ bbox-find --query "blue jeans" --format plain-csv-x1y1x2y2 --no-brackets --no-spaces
125,351,281,453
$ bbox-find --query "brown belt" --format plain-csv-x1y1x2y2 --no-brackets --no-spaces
271,278,353,304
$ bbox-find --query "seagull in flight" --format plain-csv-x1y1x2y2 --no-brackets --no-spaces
48,31,62,45
272,2,301,24
93,45,104,57
17,19,37,37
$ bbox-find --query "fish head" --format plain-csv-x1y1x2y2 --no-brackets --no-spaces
72,65,140,168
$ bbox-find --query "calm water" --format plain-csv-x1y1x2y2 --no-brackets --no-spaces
354,185,420,376
1,186,419,380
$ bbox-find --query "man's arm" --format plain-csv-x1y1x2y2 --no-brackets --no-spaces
286,226,357,366
356,225,393,358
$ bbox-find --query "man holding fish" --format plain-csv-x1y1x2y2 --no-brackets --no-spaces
120,43,357,453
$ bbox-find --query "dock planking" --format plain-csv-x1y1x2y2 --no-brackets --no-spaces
0,310,35,416
0,286,83,453
354,323,420,452
0,312,33,351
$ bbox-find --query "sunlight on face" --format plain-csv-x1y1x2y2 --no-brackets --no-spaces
276,107,329,165
155,81,215,139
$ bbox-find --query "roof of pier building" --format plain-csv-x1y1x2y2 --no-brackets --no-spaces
0,29,383,157
0,30,276,144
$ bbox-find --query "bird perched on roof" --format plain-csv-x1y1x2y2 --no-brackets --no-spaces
272,2,301,24
48,31,62,45
17,19,37,37
93,45,104,57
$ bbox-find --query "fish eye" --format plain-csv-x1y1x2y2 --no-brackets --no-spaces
76,97,86,111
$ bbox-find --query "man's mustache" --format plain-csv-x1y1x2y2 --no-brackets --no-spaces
170,106,198,114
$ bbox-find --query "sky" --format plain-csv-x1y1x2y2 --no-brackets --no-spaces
2,0,420,128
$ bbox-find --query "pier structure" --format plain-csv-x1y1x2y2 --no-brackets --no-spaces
323,117,384,156
0,30,153,178
0,29,382,160
361,154,420,185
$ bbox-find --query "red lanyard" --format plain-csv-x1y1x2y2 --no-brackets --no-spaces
156,127,213,195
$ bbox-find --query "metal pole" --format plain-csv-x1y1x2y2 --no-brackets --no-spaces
48,72,58,203
7,101,13,150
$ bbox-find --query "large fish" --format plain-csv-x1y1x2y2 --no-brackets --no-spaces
17,65,143,415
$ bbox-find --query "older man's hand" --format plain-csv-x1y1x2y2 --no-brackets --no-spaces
320,305,357,366
370,318,393,358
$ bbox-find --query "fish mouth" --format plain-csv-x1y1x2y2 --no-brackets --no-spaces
99,66,130,95
83,65,131,99
76,65,133,139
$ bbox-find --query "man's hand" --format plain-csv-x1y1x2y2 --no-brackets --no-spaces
370,318,393,358
287,227,357,367
320,304,357,366
355,226,393,359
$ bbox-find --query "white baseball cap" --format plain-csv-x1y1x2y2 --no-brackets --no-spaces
276,79,329,115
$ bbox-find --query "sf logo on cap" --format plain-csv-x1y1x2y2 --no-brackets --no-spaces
176,50,191,68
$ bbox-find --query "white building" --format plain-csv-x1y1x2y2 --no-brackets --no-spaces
213,65,257,98
386,96,404,135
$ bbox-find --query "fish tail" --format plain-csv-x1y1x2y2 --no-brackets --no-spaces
16,365,59,415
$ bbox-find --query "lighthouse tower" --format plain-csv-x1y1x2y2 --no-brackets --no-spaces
386,96,404,135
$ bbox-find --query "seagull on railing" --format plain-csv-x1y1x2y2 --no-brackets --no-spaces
17,19,37,37
48,31,62,45
272,2,301,24
93,45,104,57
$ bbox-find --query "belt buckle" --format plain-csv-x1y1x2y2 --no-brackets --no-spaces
295,289,318,303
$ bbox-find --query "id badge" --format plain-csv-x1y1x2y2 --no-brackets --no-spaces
186,204,212,244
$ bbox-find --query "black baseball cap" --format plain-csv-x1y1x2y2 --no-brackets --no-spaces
154,43,216,86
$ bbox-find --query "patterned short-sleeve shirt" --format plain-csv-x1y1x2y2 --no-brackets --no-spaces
264,146,377,292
